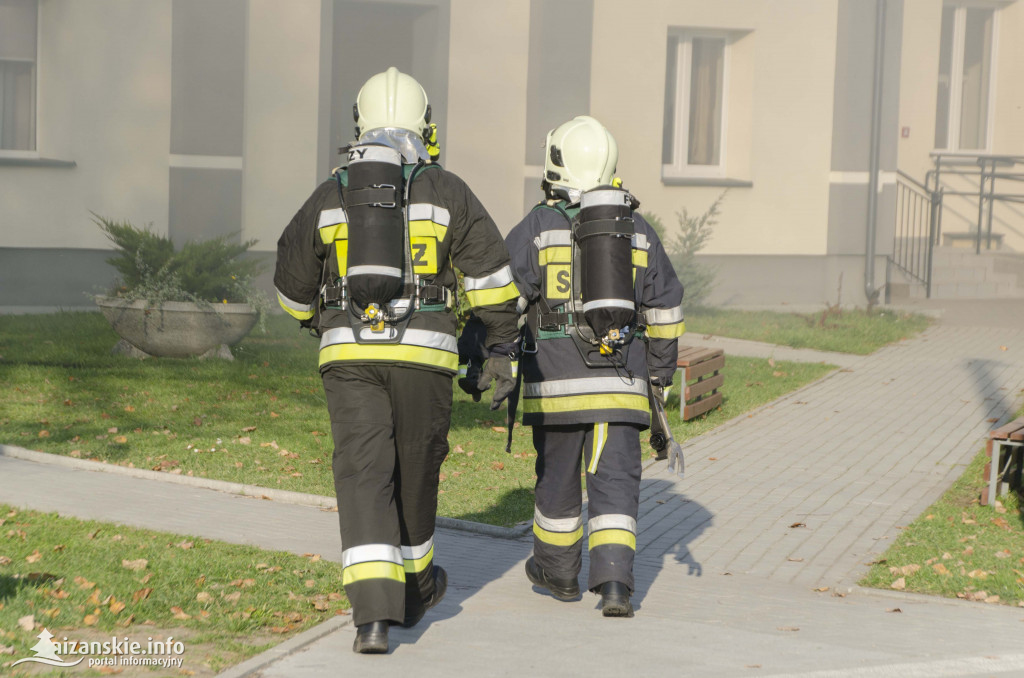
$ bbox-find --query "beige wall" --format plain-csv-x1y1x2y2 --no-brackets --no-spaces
590,0,839,256
242,0,323,253
993,1,1024,156
444,0,530,232
897,0,943,183
0,0,172,249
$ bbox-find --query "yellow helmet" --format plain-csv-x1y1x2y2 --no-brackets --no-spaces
544,115,618,197
354,67,431,140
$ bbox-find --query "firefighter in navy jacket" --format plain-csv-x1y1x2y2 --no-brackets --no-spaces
274,68,519,653
502,116,685,616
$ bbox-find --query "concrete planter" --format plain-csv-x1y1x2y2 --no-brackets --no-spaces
95,296,258,359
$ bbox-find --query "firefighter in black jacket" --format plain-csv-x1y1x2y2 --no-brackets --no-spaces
274,67,519,653
501,115,685,616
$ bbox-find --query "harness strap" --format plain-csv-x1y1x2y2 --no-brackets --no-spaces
345,185,398,208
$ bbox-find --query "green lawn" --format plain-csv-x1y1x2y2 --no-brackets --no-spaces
686,306,932,355
0,505,348,676
0,312,835,527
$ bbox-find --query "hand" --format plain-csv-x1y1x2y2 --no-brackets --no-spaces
476,352,517,411
457,358,485,402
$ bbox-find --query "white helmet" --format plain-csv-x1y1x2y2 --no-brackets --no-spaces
544,115,618,197
354,67,431,140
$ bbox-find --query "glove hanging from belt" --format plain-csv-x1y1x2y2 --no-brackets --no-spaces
476,342,519,411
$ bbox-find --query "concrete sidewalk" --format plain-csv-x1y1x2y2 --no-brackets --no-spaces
2,307,1024,677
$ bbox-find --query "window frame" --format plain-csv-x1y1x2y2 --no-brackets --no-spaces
0,0,39,157
933,2,1000,153
662,28,731,181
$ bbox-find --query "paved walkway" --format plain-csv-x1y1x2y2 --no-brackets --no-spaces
3,303,1024,677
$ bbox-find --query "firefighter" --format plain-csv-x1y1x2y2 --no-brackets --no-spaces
499,115,685,616
274,67,519,653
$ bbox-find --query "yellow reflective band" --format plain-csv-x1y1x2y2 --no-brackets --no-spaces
587,422,608,475
631,249,648,267
539,246,571,265
319,222,348,244
319,343,459,371
533,522,584,547
409,219,447,241
588,529,636,551
335,240,348,276
342,561,406,586
403,544,434,574
466,281,519,308
278,297,315,321
511,360,519,378
646,321,686,339
523,393,650,414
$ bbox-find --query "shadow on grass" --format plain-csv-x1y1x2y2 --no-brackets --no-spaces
0,573,61,602
452,487,535,527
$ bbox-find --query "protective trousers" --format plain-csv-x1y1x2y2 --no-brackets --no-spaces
322,364,451,626
531,423,642,593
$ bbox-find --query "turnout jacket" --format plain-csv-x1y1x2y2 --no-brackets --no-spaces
505,201,685,427
275,164,520,374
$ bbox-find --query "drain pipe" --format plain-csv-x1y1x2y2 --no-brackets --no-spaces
864,0,886,307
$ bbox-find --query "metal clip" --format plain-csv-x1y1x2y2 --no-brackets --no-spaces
373,184,397,209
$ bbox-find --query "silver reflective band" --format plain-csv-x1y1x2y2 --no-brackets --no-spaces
588,514,637,534
320,327,457,353
458,365,468,377
535,229,571,249
534,507,583,533
631,233,649,250
276,288,312,313
358,128,430,163
524,377,648,398
644,304,685,324
516,296,529,314
342,543,403,568
408,203,451,226
347,265,403,278
581,189,629,208
347,144,402,166
582,299,635,312
318,207,347,228
464,266,514,291
401,537,434,561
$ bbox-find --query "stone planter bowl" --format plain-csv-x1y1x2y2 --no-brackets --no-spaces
95,296,258,358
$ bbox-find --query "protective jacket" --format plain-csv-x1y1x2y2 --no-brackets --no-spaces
504,200,686,428
275,163,521,370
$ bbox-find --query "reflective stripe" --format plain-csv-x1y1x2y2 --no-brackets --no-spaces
342,543,403,568
524,377,648,398
463,266,514,291
458,365,468,377
466,281,518,307
582,299,634,313
408,203,451,227
645,304,685,325
348,145,402,165
534,507,583,534
581,189,629,208
276,289,314,320
631,249,648,267
588,529,636,551
318,207,348,228
510,360,519,378
589,514,637,534
401,538,434,574
321,327,457,353
535,230,571,249
319,327,458,370
587,423,608,474
516,296,529,314
630,233,649,250
342,561,406,586
646,321,686,339
523,393,649,414
534,523,584,546
538,246,571,265
347,265,402,278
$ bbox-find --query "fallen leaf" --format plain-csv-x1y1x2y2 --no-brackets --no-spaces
122,558,148,571
890,577,906,590
114,436,127,444
83,613,99,626
170,606,191,620
992,517,1011,530
312,600,329,611
789,522,806,529
776,626,799,632
196,592,213,603
788,557,804,562
17,614,34,631
25,550,42,563
813,587,829,592
176,541,194,550
0,556,10,566
132,588,153,603
38,430,50,438
75,576,96,590
932,563,950,576
109,598,126,614
999,345,1007,351
222,591,242,604
242,426,257,432
491,426,507,433
967,570,989,580
305,579,316,588
887,608,902,613
491,461,505,471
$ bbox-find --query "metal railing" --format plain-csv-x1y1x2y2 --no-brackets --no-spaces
892,170,941,297
927,152,1024,254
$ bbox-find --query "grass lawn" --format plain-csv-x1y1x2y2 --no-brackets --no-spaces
859,449,1024,607
0,505,348,676
686,306,932,355
0,312,836,528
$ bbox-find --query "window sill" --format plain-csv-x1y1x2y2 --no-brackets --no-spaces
661,176,752,188
0,156,77,168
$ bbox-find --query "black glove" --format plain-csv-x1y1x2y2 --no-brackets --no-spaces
476,344,518,411
457,358,485,402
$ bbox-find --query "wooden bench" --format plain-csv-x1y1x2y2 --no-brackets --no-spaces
676,346,725,421
982,417,1024,506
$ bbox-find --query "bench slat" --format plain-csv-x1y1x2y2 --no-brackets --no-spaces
685,373,724,401
989,417,1024,441
683,393,722,420
684,354,725,381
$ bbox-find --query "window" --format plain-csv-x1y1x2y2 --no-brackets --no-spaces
0,0,37,152
934,4,995,151
663,31,727,178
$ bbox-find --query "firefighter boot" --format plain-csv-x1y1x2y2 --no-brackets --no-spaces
525,556,580,601
352,621,389,654
599,581,634,617
400,566,448,628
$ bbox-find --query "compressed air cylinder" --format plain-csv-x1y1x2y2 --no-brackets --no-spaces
577,187,636,342
345,143,405,312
